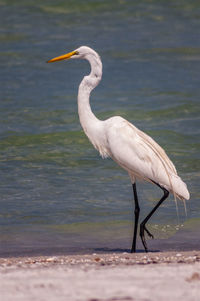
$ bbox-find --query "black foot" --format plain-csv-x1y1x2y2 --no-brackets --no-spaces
130,247,136,253
144,225,154,239
139,183,169,252
140,223,149,252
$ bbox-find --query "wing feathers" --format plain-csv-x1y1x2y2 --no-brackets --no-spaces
105,117,189,200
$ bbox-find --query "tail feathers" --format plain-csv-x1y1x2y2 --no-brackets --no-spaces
163,174,190,201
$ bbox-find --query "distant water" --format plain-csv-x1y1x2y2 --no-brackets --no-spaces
0,0,200,257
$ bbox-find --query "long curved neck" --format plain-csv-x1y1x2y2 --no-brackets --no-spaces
77,53,103,138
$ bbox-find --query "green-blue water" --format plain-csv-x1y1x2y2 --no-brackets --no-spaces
0,0,200,256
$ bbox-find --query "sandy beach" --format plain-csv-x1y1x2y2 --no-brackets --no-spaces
1,251,200,301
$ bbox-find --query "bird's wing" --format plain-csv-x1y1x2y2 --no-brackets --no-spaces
135,125,177,174
106,117,177,186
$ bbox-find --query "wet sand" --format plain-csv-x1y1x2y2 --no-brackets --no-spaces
1,251,200,301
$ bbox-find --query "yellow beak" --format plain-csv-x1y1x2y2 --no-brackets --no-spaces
47,50,77,63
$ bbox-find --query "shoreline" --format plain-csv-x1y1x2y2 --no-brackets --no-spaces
1,251,200,301
1,250,200,268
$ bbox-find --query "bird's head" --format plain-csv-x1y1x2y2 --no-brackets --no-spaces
47,46,98,63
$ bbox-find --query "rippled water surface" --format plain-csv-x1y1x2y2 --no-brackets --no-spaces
0,0,200,256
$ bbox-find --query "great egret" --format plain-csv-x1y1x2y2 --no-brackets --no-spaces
47,46,190,252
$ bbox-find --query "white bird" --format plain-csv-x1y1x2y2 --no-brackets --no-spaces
47,46,190,252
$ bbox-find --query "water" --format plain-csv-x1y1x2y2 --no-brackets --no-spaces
0,0,200,256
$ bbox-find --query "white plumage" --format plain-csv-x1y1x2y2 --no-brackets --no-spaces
47,46,190,252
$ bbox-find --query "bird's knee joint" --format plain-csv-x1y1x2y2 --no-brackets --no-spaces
162,188,169,197
134,207,140,215
165,190,169,197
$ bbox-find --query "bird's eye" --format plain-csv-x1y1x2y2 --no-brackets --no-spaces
74,51,79,55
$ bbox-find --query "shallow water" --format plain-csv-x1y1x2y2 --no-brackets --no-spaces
0,0,200,256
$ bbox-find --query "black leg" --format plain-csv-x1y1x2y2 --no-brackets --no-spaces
140,184,169,252
131,183,140,253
